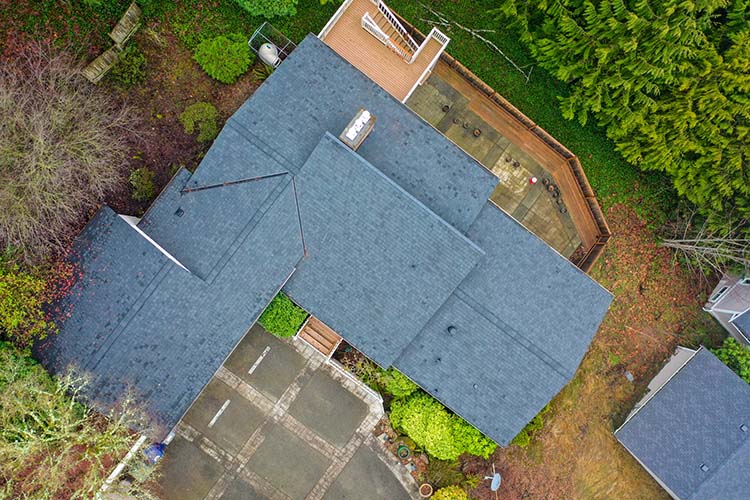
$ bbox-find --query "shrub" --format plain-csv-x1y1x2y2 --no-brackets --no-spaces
129,167,156,202
712,338,750,383
383,368,418,399
258,292,308,338
390,392,497,460
424,459,464,490
0,42,137,264
433,485,468,500
511,403,550,448
180,102,219,142
193,34,253,84
108,44,146,89
252,63,274,82
0,263,55,347
233,0,297,18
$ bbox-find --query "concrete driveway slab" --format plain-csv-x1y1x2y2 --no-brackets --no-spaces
288,370,368,448
322,446,413,500
159,436,222,500
182,379,265,455
219,477,269,500
225,324,307,401
246,424,331,500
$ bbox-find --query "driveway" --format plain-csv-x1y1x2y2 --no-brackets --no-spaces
157,324,417,500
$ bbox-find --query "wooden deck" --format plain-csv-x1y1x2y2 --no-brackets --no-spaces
320,0,443,101
298,317,342,357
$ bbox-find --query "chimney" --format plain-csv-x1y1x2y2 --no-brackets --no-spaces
339,108,375,151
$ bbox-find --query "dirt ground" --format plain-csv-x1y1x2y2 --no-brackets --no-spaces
462,202,724,500
105,27,262,216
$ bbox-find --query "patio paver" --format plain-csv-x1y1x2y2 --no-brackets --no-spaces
182,379,266,455
219,477,269,500
224,324,307,401
322,445,413,500
159,436,223,500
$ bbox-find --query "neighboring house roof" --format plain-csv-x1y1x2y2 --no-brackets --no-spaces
38,35,612,445
615,348,750,500
704,276,750,343
731,309,750,339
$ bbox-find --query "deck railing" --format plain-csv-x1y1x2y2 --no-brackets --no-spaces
361,13,411,61
371,0,418,52
319,0,355,39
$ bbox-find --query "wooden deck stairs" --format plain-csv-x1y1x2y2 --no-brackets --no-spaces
360,0,419,62
298,317,342,358
371,10,415,60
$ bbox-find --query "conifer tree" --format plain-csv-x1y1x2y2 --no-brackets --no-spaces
493,0,750,227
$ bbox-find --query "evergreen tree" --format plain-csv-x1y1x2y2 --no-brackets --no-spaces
493,0,750,227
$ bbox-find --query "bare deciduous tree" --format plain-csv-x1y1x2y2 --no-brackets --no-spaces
0,345,158,499
0,42,138,264
661,207,750,280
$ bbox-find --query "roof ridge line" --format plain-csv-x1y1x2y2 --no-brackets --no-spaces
451,288,571,379
319,132,485,257
204,175,294,283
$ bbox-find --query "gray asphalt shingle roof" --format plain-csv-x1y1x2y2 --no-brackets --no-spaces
615,348,750,500
395,203,612,444
731,309,750,338
39,35,612,445
227,35,498,233
283,133,484,367
37,176,304,435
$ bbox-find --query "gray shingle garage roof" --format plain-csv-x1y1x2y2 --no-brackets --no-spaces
39,35,611,445
37,176,304,436
615,348,750,500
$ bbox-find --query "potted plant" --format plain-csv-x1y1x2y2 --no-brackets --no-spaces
419,483,433,497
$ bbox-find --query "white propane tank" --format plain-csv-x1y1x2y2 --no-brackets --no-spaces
258,43,280,67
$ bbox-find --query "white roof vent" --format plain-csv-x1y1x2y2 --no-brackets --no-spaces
340,108,375,151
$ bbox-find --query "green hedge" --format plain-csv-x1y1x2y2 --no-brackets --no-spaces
510,403,550,448
194,34,253,84
258,292,308,338
232,0,298,18
383,368,418,399
390,391,497,460
712,338,750,383
129,167,156,202
108,44,146,89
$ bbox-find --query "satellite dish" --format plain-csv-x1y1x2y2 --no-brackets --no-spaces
484,464,502,494
490,472,502,491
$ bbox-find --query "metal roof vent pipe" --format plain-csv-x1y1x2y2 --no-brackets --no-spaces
340,108,375,151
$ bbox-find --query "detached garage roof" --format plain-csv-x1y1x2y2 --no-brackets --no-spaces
39,35,611,445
